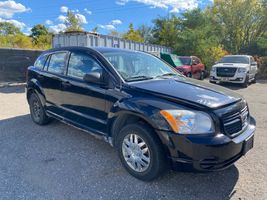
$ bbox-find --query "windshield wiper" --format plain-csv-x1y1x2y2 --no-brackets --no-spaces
125,75,154,82
156,72,181,78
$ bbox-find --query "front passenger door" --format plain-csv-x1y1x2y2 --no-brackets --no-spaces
61,51,108,135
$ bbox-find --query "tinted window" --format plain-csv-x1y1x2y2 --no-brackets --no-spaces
34,55,47,69
179,57,192,65
47,53,66,74
219,56,249,64
67,52,102,79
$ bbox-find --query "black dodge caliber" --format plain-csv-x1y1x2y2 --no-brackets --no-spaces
26,47,255,181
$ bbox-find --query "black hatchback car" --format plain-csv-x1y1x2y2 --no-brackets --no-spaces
26,47,255,181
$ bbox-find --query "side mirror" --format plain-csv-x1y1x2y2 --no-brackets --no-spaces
251,62,257,66
83,71,103,84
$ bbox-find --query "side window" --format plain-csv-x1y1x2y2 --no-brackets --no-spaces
47,52,66,74
67,52,102,79
250,57,255,63
34,55,47,69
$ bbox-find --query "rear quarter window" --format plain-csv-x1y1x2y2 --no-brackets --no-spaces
34,55,47,69
47,52,66,74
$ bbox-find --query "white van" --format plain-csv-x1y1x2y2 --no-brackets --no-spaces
209,55,257,87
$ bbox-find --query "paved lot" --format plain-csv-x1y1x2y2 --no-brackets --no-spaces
0,81,267,200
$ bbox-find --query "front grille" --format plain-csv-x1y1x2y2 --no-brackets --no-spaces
217,67,237,77
222,106,249,137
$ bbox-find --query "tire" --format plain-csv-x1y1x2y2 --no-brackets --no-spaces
116,123,167,181
199,71,205,80
241,76,249,88
29,93,50,125
252,74,257,84
187,72,192,78
209,80,216,84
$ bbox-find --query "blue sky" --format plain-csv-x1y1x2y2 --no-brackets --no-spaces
0,0,213,35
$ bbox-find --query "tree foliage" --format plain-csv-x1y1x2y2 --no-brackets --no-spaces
0,22,21,35
123,23,144,42
30,24,49,44
65,10,83,32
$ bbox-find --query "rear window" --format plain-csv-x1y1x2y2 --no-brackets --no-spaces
47,52,66,74
34,55,47,69
179,57,192,65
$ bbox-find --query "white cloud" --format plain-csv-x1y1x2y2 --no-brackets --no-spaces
99,24,116,31
75,13,87,24
116,0,198,12
57,15,66,22
49,23,66,33
0,17,25,29
0,0,30,18
60,6,68,13
45,19,53,25
111,19,122,25
84,8,92,15
57,13,87,24
99,19,122,31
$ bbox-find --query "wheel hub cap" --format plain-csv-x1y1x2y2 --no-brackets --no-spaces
122,133,150,173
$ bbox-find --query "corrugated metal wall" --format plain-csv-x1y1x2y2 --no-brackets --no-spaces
53,32,172,53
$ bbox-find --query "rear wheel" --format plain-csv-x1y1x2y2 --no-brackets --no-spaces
252,74,257,84
116,123,167,181
29,93,50,125
199,71,205,80
209,80,216,84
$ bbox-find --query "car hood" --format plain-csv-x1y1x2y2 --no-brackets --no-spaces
176,65,191,70
128,77,242,109
214,63,249,68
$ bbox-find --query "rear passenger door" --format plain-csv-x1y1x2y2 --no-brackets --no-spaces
42,51,68,115
60,50,108,135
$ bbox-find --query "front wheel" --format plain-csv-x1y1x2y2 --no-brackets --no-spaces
187,72,192,78
241,76,249,88
29,93,50,125
116,123,167,181
199,71,205,80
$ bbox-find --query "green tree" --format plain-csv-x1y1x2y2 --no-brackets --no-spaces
212,0,267,54
123,23,144,42
152,15,180,49
30,24,49,44
65,10,83,32
137,25,154,43
0,22,21,35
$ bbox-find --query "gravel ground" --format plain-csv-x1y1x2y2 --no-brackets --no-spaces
0,81,266,200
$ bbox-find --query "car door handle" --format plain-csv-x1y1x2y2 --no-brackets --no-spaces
37,74,44,79
61,81,72,87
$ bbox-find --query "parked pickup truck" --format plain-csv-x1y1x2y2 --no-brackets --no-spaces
26,47,255,181
209,55,257,87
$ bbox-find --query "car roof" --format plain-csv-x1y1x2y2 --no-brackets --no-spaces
224,55,251,57
43,46,143,54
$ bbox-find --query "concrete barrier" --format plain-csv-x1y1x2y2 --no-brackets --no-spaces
0,48,43,83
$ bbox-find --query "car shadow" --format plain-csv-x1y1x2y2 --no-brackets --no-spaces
0,85,25,94
0,114,239,200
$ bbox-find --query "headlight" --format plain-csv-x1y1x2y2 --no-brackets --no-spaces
211,66,216,72
238,68,247,73
160,110,214,134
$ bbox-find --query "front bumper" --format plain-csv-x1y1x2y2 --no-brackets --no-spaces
210,72,247,84
157,117,256,171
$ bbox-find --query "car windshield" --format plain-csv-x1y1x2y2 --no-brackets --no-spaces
179,57,191,65
219,56,249,64
171,55,184,67
102,51,181,81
